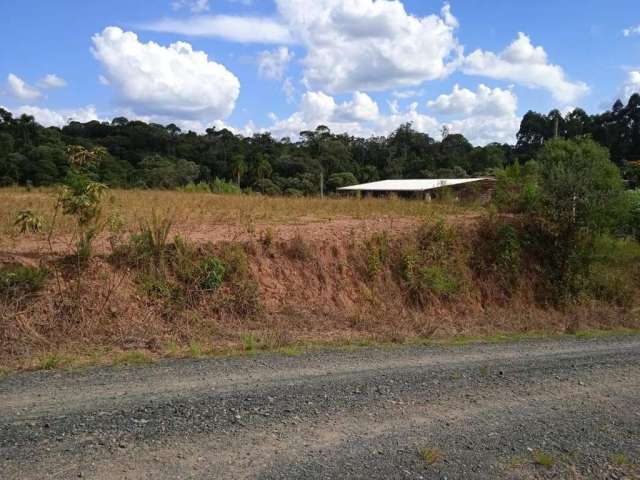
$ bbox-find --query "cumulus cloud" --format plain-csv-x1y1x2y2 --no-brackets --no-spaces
427,83,516,116
171,0,209,13
140,15,293,43
276,0,461,93
264,90,439,140
621,70,640,102
463,32,589,104
428,84,519,144
11,105,100,127
39,74,67,89
6,74,42,101
623,25,640,37
257,47,294,80
91,26,240,121
263,85,519,145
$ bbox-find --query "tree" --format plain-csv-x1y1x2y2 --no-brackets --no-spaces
231,154,247,186
534,137,627,300
327,172,358,191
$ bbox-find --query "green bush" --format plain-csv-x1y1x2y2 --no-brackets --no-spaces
0,264,48,297
626,189,640,240
211,177,241,194
180,182,211,193
198,256,225,290
419,265,459,297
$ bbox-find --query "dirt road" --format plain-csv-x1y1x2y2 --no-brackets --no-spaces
1,335,639,479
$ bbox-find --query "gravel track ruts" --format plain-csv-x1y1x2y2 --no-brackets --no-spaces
1,335,639,479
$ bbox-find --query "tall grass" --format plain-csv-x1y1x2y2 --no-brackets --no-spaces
0,187,477,240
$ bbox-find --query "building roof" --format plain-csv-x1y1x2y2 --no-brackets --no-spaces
338,178,492,192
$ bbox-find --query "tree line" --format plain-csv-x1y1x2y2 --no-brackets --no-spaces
1,93,639,194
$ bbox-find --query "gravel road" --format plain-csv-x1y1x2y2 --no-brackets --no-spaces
1,335,639,479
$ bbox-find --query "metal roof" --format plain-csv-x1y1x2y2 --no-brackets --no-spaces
338,178,491,192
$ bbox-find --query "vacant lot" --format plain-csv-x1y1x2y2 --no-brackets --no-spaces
1,187,638,372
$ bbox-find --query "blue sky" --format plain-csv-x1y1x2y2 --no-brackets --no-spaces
1,0,639,145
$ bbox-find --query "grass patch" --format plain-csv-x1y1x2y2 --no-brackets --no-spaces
419,447,444,465
0,264,48,297
610,453,630,466
39,354,62,370
114,350,153,366
532,449,554,468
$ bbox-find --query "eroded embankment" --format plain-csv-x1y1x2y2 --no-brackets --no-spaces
1,216,639,370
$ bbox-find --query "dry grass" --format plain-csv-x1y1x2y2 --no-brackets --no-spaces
0,187,476,238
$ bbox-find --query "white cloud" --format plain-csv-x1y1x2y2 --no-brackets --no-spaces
282,76,296,103
6,74,42,101
257,47,294,80
276,0,461,93
39,74,67,89
91,26,240,122
392,89,424,99
11,105,100,127
264,90,439,140
140,15,293,44
621,70,640,102
427,83,516,116
623,25,640,37
263,85,519,145
171,0,209,13
463,32,589,104
428,84,519,144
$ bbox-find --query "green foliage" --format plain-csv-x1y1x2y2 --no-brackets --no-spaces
327,172,358,191
198,256,226,290
418,265,460,296
14,210,45,233
493,161,541,213
399,220,466,304
534,138,627,301
180,182,211,193
364,232,390,279
586,235,640,307
129,211,173,272
211,177,242,194
625,189,640,240
0,264,48,297
472,217,522,294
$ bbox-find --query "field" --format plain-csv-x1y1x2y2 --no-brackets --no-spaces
1,187,639,372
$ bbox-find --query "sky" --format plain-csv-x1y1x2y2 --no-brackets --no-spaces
1,0,639,145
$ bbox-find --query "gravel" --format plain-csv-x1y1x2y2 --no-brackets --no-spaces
1,335,639,479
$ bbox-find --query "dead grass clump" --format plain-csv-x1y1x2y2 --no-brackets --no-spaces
283,233,314,261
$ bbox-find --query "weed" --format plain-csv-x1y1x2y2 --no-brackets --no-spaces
130,210,173,272
14,210,45,233
610,453,629,466
532,449,554,468
198,256,225,290
0,264,48,297
114,351,153,365
507,455,529,469
285,233,313,261
260,227,274,248
241,333,258,352
39,354,62,370
364,232,390,279
419,447,444,465
419,265,459,297
479,366,489,377
189,342,204,357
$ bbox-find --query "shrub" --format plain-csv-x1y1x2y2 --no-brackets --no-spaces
129,211,173,272
198,256,225,290
211,177,242,194
0,264,48,297
626,189,640,240
472,217,522,295
14,210,45,233
285,233,313,261
419,265,459,297
364,232,390,279
180,182,211,193
398,220,466,304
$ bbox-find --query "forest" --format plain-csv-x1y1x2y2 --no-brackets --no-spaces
1,94,640,195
